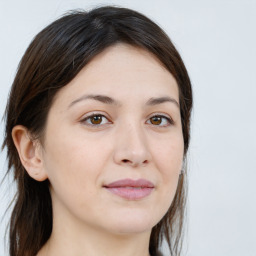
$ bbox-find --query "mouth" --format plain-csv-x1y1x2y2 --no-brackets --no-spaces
103,179,155,200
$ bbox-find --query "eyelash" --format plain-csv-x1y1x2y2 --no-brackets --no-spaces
80,113,174,127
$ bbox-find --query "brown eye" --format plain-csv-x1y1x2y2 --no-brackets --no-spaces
150,116,162,125
147,115,173,127
81,114,110,126
90,115,103,124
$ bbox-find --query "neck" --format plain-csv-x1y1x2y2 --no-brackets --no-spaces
38,217,151,256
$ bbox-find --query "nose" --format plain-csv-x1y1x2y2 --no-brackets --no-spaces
113,123,152,167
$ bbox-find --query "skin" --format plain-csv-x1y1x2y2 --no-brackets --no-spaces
13,43,184,256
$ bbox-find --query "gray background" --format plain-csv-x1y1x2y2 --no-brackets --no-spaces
0,0,256,255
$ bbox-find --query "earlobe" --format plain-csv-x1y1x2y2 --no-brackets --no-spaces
12,125,48,182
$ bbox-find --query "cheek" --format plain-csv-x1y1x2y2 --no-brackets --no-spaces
42,133,113,222
151,133,184,197
42,129,111,200
153,134,184,174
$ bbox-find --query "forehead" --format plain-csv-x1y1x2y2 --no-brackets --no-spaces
52,43,179,107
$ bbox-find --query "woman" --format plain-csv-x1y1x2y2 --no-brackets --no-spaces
2,6,192,256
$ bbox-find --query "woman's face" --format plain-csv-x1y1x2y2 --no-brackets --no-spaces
40,44,184,235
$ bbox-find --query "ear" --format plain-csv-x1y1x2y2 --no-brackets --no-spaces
12,125,48,182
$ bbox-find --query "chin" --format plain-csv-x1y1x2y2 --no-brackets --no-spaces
102,208,161,235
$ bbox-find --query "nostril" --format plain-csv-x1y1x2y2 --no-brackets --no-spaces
122,159,130,163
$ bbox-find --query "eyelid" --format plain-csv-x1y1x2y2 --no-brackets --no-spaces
80,111,112,126
146,113,174,126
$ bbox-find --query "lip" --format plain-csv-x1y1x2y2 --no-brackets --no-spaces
103,179,155,200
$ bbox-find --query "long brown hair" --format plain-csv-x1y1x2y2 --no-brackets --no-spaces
2,6,192,256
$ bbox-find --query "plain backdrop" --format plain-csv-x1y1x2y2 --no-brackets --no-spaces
0,0,256,255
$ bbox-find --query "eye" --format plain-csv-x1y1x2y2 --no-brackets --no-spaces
81,113,111,126
147,115,173,127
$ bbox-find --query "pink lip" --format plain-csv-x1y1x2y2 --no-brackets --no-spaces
104,179,155,200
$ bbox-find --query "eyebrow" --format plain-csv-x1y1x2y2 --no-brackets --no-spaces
68,94,120,108
68,94,179,108
146,96,179,108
